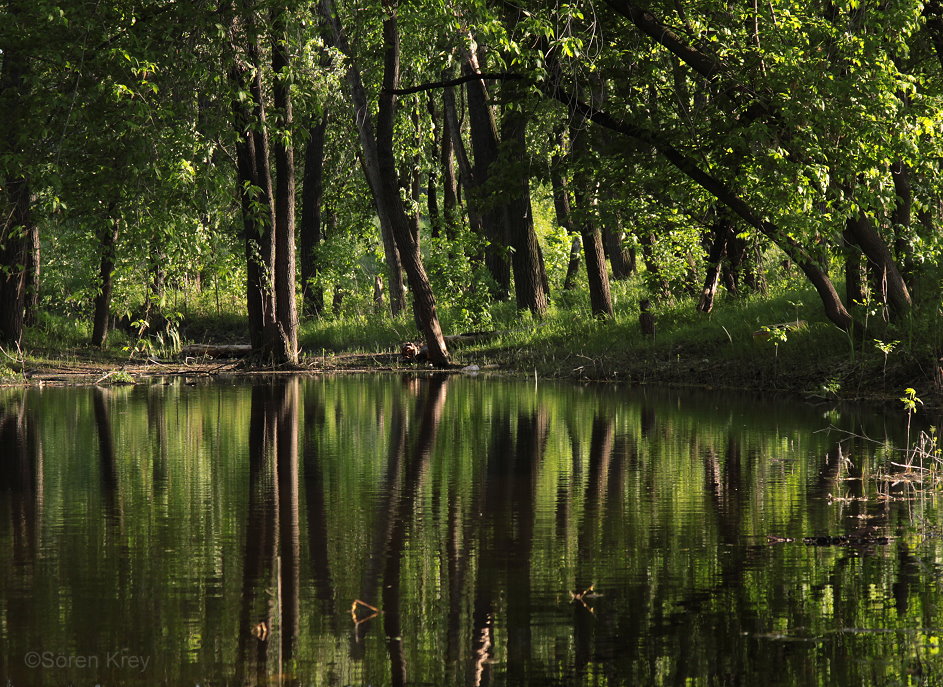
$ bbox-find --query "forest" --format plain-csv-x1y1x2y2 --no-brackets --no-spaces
2,0,943,391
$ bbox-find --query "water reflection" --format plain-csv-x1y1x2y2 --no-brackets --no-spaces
1,378,942,685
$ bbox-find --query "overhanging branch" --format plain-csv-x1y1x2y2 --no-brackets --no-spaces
385,72,524,95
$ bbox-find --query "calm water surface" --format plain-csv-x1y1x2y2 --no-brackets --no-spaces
0,375,941,686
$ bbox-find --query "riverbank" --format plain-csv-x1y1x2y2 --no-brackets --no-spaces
4,282,941,409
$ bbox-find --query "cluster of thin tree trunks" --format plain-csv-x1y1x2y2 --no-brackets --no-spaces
0,0,924,361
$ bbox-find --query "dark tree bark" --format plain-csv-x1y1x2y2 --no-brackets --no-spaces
425,95,442,238
0,179,31,346
0,33,31,346
464,58,511,298
375,18,449,364
438,89,460,239
580,215,614,318
442,80,485,241
697,212,733,313
270,8,300,364
844,211,911,318
301,111,328,317
359,154,407,314
604,219,634,280
891,160,914,283
91,216,120,348
374,13,449,366
571,123,613,317
499,78,548,316
23,221,39,327
843,222,865,306
319,0,407,316
228,9,277,354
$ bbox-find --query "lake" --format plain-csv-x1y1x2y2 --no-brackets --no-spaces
0,374,940,686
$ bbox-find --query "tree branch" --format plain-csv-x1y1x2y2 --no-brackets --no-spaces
385,72,523,95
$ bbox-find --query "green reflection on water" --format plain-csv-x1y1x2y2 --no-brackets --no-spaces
0,376,941,686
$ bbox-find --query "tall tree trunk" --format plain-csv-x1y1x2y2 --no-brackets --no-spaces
604,218,634,280
91,216,120,348
499,79,548,316
0,33,30,346
0,179,30,346
321,0,449,367
319,0,407,316
23,221,39,327
228,11,277,354
464,58,510,298
550,132,583,293
442,80,485,240
301,111,328,318
578,205,614,318
270,8,299,364
374,13,449,366
425,95,442,238
571,126,613,317
438,90,459,239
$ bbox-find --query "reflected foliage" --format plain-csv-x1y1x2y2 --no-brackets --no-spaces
0,380,941,685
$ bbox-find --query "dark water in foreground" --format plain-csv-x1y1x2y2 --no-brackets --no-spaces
0,375,941,686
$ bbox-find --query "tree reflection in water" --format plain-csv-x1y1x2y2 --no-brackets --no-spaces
0,379,941,686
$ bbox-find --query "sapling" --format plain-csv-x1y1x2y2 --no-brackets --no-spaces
873,339,899,383
900,387,923,467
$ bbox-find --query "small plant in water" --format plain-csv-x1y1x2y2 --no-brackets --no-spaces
900,387,923,460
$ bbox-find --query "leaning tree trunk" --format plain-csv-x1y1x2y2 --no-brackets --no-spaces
301,111,328,318
375,15,449,366
270,8,299,364
844,211,911,320
359,155,407,315
328,13,446,367
320,0,407,317
549,90,857,332
91,216,120,348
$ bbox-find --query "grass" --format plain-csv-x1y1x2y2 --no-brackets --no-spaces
15,273,942,404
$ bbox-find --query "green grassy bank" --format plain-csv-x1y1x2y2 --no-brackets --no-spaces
6,277,942,406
